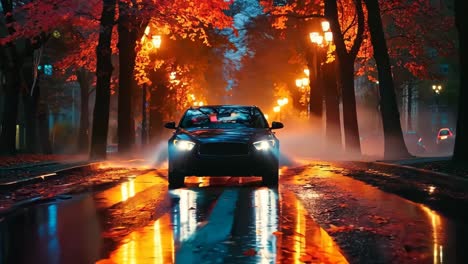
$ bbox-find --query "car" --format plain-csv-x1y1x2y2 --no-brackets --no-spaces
436,127,455,152
164,105,283,188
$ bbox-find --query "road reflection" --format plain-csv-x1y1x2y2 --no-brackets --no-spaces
99,186,348,264
281,162,466,264
420,205,444,264
0,196,102,264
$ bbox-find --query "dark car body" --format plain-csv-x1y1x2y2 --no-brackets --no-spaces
436,128,455,152
164,105,283,188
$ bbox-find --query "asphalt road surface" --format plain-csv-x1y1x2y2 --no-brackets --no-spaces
0,162,466,264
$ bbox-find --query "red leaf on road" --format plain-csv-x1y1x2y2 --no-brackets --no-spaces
243,248,257,256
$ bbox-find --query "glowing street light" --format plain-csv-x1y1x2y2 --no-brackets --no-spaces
141,25,162,51
321,21,330,32
296,77,311,117
152,35,162,49
170,71,176,80
432,84,442,94
277,98,288,106
295,78,309,89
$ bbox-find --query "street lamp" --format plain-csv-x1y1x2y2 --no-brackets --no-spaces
273,106,281,121
309,21,333,46
277,98,288,106
306,20,333,122
432,84,442,94
295,77,310,116
432,84,443,130
140,25,162,146
274,97,288,121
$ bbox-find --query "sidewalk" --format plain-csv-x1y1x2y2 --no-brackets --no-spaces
0,155,153,217
0,154,93,189
371,155,468,187
334,155,468,218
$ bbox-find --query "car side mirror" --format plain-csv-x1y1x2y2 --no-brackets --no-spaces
164,122,177,129
271,121,284,129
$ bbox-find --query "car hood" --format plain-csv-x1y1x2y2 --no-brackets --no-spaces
178,127,273,144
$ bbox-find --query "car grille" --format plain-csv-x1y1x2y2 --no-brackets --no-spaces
199,143,249,155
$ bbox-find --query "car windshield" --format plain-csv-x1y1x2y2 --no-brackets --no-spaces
439,130,450,136
179,106,268,129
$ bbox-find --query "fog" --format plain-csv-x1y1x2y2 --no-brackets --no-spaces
131,97,456,171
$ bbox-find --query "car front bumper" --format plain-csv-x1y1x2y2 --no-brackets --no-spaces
169,147,278,176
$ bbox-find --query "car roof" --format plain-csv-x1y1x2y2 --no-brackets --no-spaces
189,104,258,109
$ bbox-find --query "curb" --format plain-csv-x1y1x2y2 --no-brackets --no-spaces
0,197,43,218
0,162,102,190
356,160,468,188
0,161,103,218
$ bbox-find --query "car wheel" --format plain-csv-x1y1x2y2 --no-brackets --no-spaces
262,168,279,187
168,171,185,189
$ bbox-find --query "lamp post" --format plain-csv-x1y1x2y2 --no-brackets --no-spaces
295,76,310,117
273,106,280,121
274,97,288,121
140,25,161,146
307,20,333,122
432,84,443,131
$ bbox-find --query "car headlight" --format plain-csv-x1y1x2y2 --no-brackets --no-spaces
253,140,275,150
173,139,195,151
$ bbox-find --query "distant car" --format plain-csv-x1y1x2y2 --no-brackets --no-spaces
164,105,283,188
436,128,454,143
436,128,455,151
403,131,426,155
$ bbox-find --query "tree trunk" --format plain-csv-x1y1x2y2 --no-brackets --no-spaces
149,83,168,144
407,81,413,131
141,84,148,146
323,60,342,152
306,45,323,124
0,65,20,154
117,0,138,155
340,57,361,155
22,90,40,153
0,0,21,155
453,0,468,162
324,0,364,156
37,84,52,154
364,0,410,159
77,69,91,154
90,0,116,160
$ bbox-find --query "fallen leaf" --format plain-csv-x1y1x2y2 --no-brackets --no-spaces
272,231,283,236
243,248,257,256
299,254,313,262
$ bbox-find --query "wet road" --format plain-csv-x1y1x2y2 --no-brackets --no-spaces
0,163,467,264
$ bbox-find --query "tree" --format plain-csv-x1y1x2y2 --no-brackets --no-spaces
453,0,468,162
117,0,139,155
90,0,116,160
0,0,22,154
1,0,102,155
121,0,233,150
362,0,410,159
324,0,365,156
76,69,93,153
